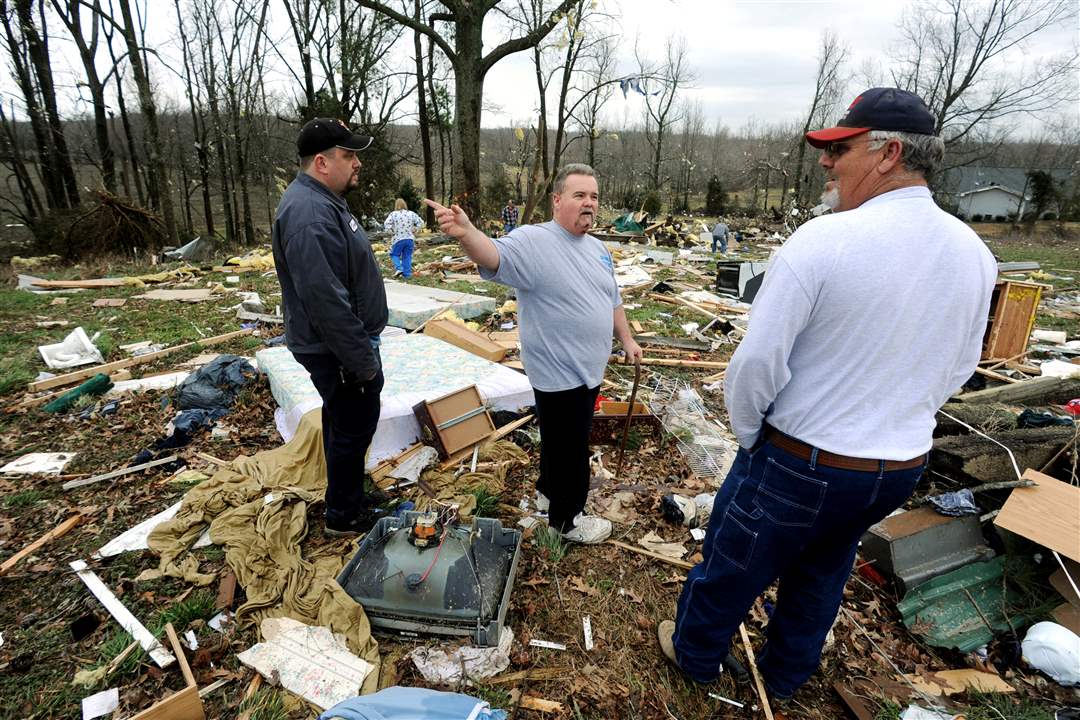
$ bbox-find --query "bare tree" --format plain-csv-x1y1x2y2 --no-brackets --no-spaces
793,30,847,205
637,34,695,192
356,0,579,220
891,0,1078,147
52,0,116,194
413,0,434,225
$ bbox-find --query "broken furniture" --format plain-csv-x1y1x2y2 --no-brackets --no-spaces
256,334,534,464
715,261,769,303
981,279,1042,361
413,385,496,459
384,280,496,330
861,507,995,593
129,623,205,720
589,400,662,445
336,512,522,646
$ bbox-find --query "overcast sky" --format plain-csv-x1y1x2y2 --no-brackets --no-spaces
5,0,1077,137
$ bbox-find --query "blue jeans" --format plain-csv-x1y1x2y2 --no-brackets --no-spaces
673,437,924,697
390,238,414,278
712,233,727,253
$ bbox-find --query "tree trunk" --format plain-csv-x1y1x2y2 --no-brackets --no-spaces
0,102,42,220
174,0,213,236
955,376,1080,406
931,426,1075,485
113,71,145,205
451,15,484,219
115,0,177,243
16,0,79,206
413,0,434,225
0,0,64,209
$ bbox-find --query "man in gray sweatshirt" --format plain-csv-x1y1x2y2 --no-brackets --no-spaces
271,118,388,536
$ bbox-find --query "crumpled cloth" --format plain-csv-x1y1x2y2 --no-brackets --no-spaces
145,409,381,692
319,686,506,720
926,488,979,517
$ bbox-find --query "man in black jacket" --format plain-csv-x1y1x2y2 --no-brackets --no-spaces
272,118,389,536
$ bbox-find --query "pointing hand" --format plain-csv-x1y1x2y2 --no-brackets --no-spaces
423,198,475,239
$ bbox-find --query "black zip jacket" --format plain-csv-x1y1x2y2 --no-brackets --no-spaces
271,172,388,380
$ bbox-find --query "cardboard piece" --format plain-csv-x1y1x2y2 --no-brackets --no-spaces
902,669,1015,696
81,687,119,720
994,469,1080,562
423,319,507,362
1052,603,1080,635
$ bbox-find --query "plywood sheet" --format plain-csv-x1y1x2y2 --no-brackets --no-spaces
994,469,1080,562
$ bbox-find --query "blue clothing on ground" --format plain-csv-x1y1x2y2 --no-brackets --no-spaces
672,438,924,697
319,686,507,720
389,238,414,278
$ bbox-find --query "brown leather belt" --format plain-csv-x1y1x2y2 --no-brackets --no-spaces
763,426,926,472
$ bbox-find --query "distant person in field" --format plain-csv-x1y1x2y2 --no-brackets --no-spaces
384,198,424,279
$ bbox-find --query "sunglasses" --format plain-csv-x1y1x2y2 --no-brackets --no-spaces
822,141,858,159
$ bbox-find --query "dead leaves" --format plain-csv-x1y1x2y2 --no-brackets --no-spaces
568,576,598,597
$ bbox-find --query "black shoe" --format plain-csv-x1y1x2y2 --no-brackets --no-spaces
364,486,391,507
324,510,379,537
723,653,750,685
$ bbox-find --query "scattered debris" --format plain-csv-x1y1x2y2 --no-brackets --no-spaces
410,627,514,684
0,451,76,475
38,327,105,369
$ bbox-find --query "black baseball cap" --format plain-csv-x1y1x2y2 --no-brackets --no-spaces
805,88,936,148
297,118,374,157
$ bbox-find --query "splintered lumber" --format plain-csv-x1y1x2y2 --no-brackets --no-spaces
931,427,1075,485
0,514,82,575
611,356,727,370
70,560,176,668
739,623,774,720
956,375,1080,406
438,414,535,470
423,318,506,362
974,366,1020,384
30,277,128,289
517,696,564,714
607,539,695,570
63,454,180,490
28,328,254,393
129,622,205,720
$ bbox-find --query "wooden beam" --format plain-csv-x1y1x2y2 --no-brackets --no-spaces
29,329,254,392
63,455,180,490
611,356,728,370
165,623,196,687
0,514,82,575
70,560,176,668
974,366,1020,384
607,539,695,570
739,623,774,720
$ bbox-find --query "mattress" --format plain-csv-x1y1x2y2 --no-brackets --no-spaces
256,333,534,468
384,280,497,330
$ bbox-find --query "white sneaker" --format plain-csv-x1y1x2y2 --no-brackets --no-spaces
560,514,612,544
534,491,550,513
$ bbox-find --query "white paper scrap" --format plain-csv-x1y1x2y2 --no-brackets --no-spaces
690,528,707,541
94,501,211,558
237,617,374,710
184,629,199,650
1,452,76,475
583,616,594,652
81,687,119,720
208,610,234,632
528,639,566,651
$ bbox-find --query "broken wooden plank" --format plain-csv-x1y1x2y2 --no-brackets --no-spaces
956,375,1080,405
70,560,176,668
29,329,254,393
128,685,203,720
165,623,197,688
423,318,506,362
611,356,728,370
974,366,1020,384
739,623,774,720
994,469,1080,562
216,569,238,610
63,454,181,490
832,682,874,720
517,696,564,714
607,539,694,570
0,514,82,575
31,277,127,289
438,414,535,470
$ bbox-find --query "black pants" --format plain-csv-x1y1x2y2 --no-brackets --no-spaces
294,352,383,524
533,384,600,532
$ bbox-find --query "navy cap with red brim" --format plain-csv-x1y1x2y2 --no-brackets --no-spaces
804,88,936,148
805,126,870,148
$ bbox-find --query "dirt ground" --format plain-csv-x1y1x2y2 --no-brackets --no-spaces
0,225,1078,719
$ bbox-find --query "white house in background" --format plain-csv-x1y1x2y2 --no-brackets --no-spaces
956,185,1027,221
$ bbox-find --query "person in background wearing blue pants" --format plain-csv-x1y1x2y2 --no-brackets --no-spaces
657,88,997,705
385,198,424,278
711,220,729,254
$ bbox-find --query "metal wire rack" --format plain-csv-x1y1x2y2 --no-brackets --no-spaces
647,376,737,481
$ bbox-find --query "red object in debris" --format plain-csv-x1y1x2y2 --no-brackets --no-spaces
1064,399,1080,416
856,562,888,588
595,394,610,412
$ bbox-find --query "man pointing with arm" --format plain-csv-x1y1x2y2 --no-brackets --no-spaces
425,163,642,544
